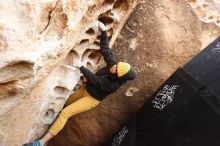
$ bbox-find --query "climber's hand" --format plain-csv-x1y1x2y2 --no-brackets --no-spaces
98,21,106,31
61,62,82,70
73,63,82,69
60,65,77,71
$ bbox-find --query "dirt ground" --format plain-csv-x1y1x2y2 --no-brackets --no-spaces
49,0,220,146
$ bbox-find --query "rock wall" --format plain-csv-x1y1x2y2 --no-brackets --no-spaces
0,0,220,146
0,0,137,146
186,0,220,27
49,0,220,146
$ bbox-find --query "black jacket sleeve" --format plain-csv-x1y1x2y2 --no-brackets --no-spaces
100,31,117,67
96,66,109,76
79,66,119,92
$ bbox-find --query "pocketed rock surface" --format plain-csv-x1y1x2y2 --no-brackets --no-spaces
0,0,220,146
49,0,220,146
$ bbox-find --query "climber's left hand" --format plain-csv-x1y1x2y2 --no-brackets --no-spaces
98,21,106,31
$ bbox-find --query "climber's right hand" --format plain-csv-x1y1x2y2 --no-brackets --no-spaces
98,21,107,31
73,62,83,69
60,62,82,70
73,64,82,69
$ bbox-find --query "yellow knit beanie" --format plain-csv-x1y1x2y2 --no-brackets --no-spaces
117,62,131,77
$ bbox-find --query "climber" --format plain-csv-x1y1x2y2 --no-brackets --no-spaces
22,21,137,146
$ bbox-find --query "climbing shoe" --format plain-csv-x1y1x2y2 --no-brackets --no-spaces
22,140,41,146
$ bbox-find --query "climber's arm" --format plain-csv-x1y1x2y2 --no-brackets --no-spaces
79,66,118,92
98,22,117,68
100,31,117,67
96,66,109,76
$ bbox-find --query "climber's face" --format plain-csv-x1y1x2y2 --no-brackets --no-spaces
110,65,117,74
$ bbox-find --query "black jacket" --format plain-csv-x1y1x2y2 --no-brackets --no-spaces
79,31,129,100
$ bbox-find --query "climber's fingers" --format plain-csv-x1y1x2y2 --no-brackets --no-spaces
60,65,78,71
98,21,106,31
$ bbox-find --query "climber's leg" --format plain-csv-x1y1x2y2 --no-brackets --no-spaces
39,96,100,145
49,96,100,135
32,87,86,146
65,86,84,106
39,132,54,146
22,139,41,146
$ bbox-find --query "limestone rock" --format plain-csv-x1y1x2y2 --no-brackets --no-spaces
125,87,138,96
0,0,137,146
49,0,220,146
0,0,220,146
186,0,220,27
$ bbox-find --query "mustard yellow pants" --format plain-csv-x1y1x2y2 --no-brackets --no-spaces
49,86,100,135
